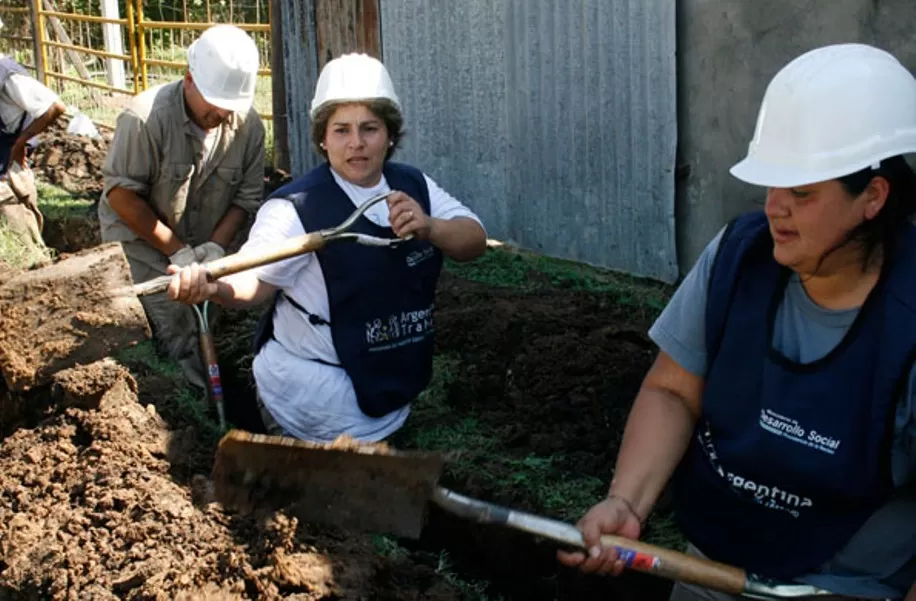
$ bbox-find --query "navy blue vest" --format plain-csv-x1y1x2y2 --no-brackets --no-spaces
673,210,916,579
253,162,444,418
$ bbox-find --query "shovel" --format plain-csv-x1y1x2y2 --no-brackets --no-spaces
0,192,405,391
210,430,847,600
191,299,227,432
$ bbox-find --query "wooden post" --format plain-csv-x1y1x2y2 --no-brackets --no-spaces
315,0,380,68
270,0,289,172
100,0,126,89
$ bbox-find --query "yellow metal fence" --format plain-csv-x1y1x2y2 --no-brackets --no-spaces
0,1,272,122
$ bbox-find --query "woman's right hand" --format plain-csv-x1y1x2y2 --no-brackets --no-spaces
166,263,218,305
556,495,644,576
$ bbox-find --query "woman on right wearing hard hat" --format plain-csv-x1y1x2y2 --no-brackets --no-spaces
558,44,916,600
167,53,487,443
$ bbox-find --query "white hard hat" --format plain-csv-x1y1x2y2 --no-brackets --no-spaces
730,43,916,188
187,24,259,113
310,53,400,119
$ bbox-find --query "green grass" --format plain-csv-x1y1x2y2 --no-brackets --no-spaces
0,218,54,269
396,352,600,520
116,340,223,443
445,247,672,319
116,339,181,376
395,346,686,551
435,550,507,601
36,181,95,220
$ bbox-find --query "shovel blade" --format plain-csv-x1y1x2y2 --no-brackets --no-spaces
211,430,447,539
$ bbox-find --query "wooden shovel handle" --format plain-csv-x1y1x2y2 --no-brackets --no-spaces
597,534,746,595
133,232,327,296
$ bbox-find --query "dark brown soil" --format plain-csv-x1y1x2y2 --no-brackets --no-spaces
403,273,673,601
42,213,102,254
0,263,673,600
30,118,112,199
3,195,675,598
0,363,461,600
0,243,150,391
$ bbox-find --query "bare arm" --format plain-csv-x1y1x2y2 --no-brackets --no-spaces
213,270,277,308
558,351,704,574
167,263,277,309
609,351,705,519
11,100,66,166
208,205,249,249
386,191,488,261
429,217,487,262
106,186,185,256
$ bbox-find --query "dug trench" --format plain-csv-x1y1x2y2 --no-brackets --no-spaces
212,271,680,600
1,163,680,598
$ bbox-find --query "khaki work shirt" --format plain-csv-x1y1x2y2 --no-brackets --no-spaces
98,80,265,250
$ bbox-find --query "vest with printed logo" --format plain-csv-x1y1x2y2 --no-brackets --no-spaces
0,57,28,176
252,162,443,418
672,210,916,579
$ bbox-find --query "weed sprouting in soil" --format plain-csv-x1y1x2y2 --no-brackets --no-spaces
0,220,54,269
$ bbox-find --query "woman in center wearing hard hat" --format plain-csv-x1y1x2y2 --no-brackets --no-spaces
167,53,487,443
558,44,916,600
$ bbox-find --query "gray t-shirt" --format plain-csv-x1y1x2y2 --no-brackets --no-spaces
649,227,916,598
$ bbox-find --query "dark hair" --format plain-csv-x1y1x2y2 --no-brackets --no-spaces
310,99,405,161
835,155,916,268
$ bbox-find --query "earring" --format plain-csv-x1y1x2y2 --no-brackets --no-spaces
388,141,394,147
320,143,326,149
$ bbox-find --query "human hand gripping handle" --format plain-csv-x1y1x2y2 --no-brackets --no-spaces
167,262,219,305
556,496,750,594
387,191,432,240
557,495,645,575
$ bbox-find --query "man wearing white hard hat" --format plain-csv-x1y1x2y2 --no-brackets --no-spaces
167,53,487,443
560,44,916,600
99,24,265,389
0,17,66,255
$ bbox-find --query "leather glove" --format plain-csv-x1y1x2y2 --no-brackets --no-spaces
193,241,225,264
168,245,197,267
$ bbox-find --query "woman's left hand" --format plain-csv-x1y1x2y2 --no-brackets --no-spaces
387,191,433,240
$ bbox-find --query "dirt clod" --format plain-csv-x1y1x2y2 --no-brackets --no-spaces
50,357,136,409
31,119,112,198
0,243,150,391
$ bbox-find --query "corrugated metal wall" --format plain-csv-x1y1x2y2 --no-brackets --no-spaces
279,0,321,176
280,0,678,283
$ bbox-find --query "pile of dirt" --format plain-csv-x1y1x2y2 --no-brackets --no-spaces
31,118,112,199
0,362,462,600
2,190,676,600
0,244,149,391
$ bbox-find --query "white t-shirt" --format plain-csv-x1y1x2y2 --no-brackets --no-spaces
0,72,60,143
242,168,484,443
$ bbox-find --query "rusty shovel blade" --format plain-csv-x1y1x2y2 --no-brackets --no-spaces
211,430,448,539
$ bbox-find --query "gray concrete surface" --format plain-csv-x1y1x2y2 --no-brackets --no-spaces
676,0,916,274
